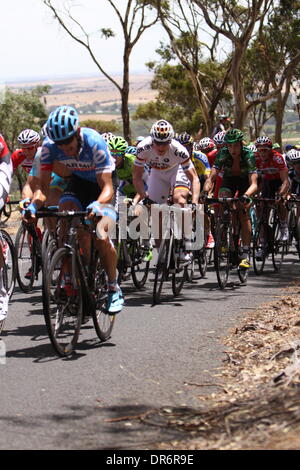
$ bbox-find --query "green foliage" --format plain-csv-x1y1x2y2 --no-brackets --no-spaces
0,85,50,151
80,119,121,134
133,60,232,135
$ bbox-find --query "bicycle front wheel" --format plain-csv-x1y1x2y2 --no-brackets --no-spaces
252,221,267,275
15,223,36,293
153,239,169,305
43,247,82,357
272,219,285,271
1,229,16,298
214,221,230,289
91,253,115,341
131,239,151,289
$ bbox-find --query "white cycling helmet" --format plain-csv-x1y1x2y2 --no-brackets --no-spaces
198,137,215,151
286,149,300,165
101,132,115,142
150,120,174,142
213,131,226,147
18,129,41,147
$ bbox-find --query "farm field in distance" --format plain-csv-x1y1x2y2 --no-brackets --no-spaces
9,72,157,122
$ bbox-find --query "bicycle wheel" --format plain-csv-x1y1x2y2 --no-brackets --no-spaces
252,221,267,275
116,240,129,285
195,247,208,278
1,229,16,299
91,253,115,341
43,236,58,275
171,241,187,296
42,247,82,357
185,254,195,283
153,239,169,305
272,219,285,271
131,239,150,289
15,223,37,292
214,221,230,289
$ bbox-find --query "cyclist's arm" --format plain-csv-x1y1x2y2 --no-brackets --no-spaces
31,169,52,209
53,161,72,178
22,175,39,200
184,164,200,204
95,172,114,205
203,167,218,193
278,168,289,197
133,165,147,200
245,172,258,198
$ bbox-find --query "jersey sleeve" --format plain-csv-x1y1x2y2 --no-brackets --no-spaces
40,142,54,172
89,133,114,174
11,149,24,172
0,135,12,209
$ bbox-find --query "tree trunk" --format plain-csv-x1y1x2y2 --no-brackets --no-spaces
122,47,131,143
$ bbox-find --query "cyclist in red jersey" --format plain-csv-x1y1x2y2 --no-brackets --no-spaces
0,134,12,325
11,129,41,176
197,137,218,167
255,135,289,241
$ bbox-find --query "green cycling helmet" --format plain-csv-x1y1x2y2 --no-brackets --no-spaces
224,128,244,144
108,135,128,153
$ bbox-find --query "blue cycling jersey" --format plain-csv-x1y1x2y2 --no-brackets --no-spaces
40,128,115,183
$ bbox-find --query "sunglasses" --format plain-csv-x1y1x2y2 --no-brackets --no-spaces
111,151,124,157
153,140,171,146
56,135,75,146
257,147,270,152
22,145,37,151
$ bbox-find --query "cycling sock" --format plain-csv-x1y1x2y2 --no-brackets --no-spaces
108,280,119,292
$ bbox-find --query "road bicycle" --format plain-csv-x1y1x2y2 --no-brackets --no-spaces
252,198,287,275
286,196,300,259
15,217,43,293
205,197,250,289
116,200,151,290
41,209,115,357
152,204,194,305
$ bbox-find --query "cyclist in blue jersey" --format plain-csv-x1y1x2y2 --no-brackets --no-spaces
24,106,123,314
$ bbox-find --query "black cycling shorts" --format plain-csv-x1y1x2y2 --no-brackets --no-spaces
219,175,250,196
261,179,281,198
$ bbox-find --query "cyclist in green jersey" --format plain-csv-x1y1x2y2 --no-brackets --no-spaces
203,128,258,269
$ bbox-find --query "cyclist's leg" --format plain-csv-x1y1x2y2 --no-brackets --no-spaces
0,238,8,322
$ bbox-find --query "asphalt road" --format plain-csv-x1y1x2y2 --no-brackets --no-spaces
0,249,298,450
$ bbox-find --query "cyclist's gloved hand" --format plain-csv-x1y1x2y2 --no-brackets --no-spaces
23,202,37,218
19,197,31,211
87,201,117,221
241,194,252,205
275,193,283,203
199,191,208,203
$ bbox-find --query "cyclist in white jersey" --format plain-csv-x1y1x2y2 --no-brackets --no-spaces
133,120,200,259
133,120,200,205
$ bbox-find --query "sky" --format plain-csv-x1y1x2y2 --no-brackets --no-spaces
1,0,167,83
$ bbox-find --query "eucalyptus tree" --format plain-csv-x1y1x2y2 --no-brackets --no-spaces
43,0,159,142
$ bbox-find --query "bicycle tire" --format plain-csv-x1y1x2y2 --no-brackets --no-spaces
42,247,82,357
214,221,230,289
171,241,187,296
15,223,37,292
153,239,169,305
196,248,208,278
252,221,267,275
91,252,115,342
1,229,17,298
131,239,150,289
272,219,285,271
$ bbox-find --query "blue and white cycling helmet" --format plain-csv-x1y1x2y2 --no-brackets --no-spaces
286,149,300,165
213,131,226,147
125,145,137,155
46,106,79,143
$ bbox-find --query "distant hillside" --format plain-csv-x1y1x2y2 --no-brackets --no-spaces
10,73,157,121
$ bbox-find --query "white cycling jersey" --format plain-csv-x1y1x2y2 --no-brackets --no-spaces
134,137,194,203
